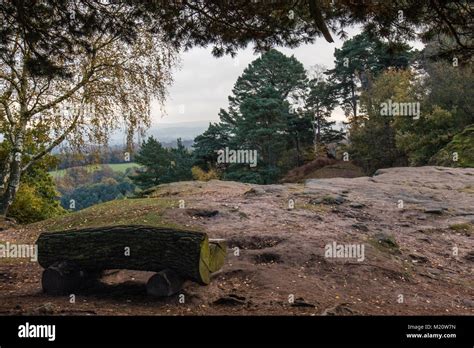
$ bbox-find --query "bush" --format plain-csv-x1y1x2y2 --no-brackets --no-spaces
9,183,65,224
430,125,474,167
8,160,66,224
191,166,220,181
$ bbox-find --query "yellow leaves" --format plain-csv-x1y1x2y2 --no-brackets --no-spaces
8,184,60,224
362,69,416,108
191,166,220,181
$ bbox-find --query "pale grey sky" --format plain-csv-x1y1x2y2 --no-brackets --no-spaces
152,27,362,126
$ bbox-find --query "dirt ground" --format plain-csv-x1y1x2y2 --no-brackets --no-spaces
0,166,473,315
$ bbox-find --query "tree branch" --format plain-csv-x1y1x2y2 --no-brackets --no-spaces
308,0,334,43
21,107,83,173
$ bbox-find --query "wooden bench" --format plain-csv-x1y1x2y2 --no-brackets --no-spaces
36,225,226,297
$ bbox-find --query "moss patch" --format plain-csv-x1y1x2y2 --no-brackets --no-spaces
368,233,400,254
449,223,473,236
431,125,474,167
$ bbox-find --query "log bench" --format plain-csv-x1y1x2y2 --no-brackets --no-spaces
36,225,227,297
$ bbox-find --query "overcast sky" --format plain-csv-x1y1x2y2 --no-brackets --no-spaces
152,27,363,126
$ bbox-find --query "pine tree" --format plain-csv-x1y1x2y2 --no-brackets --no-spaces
193,123,230,171
325,31,414,124
193,49,314,183
169,138,194,182
306,79,344,155
130,137,173,189
226,86,290,184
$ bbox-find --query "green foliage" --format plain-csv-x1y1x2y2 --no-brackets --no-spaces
430,125,474,167
60,179,135,211
394,62,473,166
230,49,307,105
229,86,290,183
8,160,66,224
2,1,470,78
306,79,345,151
55,164,136,211
130,137,173,188
350,69,415,173
348,58,473,173
193,49,320,184
326,30,414,121
193,123,229,171
130,137,193,189
396,107,456,166
169,138,195,182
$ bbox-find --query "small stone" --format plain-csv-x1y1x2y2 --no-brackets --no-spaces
213,294,246,306
37,303,54,315
291,297,316,308
186,208,219,218
409,253,429,264
464,251,474,262
349,202,366,209
352,223,369,232
424,207,444,215
462,299,474,308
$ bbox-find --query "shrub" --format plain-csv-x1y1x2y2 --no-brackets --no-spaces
9,183,65,224
191,166,220,181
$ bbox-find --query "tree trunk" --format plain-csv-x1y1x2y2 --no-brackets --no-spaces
0,135,24,216
351,80,357,119
41,261,98,295
146,269,185,297
0,153,12,195
36,225,212,284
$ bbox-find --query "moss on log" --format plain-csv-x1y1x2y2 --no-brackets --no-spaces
209,239,227,273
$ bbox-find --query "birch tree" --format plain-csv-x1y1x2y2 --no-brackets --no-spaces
0,3,177,216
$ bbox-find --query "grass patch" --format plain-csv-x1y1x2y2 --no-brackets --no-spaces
449,223,473,236
35,197,189,232
296,201,330,213
139,181,204,198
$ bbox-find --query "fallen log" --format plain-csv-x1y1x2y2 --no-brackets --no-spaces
36,225,211,285
146,269,185,297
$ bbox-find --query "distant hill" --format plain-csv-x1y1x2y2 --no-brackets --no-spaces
108,120,212,146
49,162,141,178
